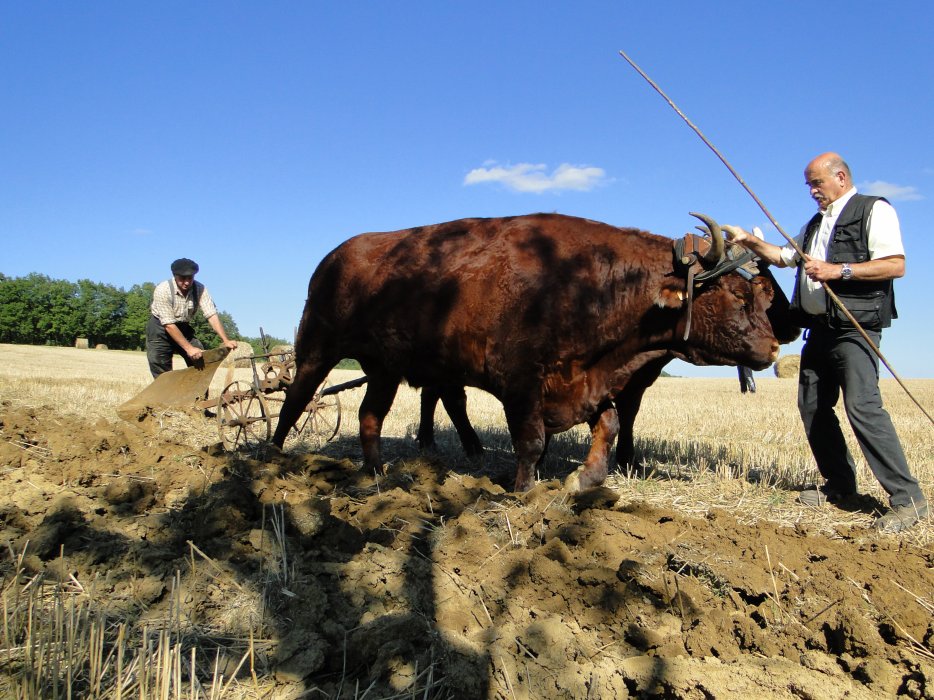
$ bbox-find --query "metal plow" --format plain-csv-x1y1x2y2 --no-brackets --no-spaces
117,338,356,453
116,346,231,421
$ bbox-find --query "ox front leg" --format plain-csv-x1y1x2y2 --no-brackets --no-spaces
564,401,619,492
415,386,441,450
440,385,483,457
358,374,400,475
503,395,546,492
418,385,483,458
614,355,670,469
273,362,331,448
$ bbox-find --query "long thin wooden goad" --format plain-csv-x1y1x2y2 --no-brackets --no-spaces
618,49,933,426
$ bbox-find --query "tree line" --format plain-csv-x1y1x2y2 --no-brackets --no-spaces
0,272,287,354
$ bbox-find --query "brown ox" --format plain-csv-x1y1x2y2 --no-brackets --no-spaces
273,213,797,491
418,231,799,467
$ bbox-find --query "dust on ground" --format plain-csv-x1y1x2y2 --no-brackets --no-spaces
1,400,933,698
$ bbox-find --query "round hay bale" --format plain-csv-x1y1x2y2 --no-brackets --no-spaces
221,341,255,369
774,354,801,378
75,337,89,349
95,343,108,350
269,344,294,361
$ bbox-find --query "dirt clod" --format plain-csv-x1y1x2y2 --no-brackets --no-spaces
1,403,932,698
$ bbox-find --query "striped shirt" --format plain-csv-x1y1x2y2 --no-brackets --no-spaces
150,279,219,325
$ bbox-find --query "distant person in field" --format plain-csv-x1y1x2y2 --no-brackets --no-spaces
726,152,926,533
737,228,761,396
147,258,238,378
737,366,756,394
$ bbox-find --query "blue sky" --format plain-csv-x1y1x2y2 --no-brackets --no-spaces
2,2,933,379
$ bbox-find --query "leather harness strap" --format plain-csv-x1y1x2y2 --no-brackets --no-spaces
672,233,760,341
684,264,696,340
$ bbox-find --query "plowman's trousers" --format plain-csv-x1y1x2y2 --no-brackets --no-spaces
798,324,925,508
145,315,204,378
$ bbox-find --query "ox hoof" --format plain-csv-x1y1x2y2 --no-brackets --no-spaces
362,460,389,477
570,486,620,513
564,468,606,493
415,439,437,452
261,442,285,462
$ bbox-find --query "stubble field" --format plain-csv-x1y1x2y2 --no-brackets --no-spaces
1,343,932,699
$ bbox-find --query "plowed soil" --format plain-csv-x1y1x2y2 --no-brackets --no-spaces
1,387,933,698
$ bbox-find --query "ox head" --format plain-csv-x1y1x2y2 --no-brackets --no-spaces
656,213,799,370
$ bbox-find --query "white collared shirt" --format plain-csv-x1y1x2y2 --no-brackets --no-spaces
779,188,904,315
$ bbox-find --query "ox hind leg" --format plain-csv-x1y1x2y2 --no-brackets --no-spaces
273,358,335,448
564,400,619,492
359,373,401,475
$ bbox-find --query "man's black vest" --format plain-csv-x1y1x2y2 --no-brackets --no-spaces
790,193,898,330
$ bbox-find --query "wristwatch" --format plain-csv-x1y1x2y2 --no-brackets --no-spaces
840,263,854,281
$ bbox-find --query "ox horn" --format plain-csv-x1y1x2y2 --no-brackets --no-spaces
689,212,724,266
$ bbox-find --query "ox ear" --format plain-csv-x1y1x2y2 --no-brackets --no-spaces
655,282,687,309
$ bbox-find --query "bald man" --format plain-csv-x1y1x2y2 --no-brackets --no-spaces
727,152,926,533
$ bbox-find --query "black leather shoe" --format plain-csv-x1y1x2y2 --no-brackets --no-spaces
875,500,929,533
797,487,856,508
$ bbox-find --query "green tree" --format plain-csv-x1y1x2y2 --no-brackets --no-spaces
45,278,81,345
75,279,127,347
190,310,241,349
122,282,155,349
0,275,34,343
238,332,291,355
9,274,81,345
0,272,248,352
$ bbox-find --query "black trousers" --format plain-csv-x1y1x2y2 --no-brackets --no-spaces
799,325,924,508
146,315,204,378
738,366,756,393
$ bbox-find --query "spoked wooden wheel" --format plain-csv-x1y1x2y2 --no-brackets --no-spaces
217,380,270,451
259,360,295,392
294,383,342,449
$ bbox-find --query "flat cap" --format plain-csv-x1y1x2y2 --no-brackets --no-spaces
170,258,199,275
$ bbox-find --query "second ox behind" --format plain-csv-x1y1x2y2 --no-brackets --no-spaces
274,213,798,491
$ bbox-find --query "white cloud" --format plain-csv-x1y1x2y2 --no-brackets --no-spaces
464,162,608,194
857,180,923,201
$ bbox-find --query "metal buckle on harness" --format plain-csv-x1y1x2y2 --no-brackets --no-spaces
672,233,759,340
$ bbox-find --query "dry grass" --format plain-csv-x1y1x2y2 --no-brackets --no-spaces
1,546,274,700
1,545,450,700
1,343,933,697
2,343,932,522
1,343,932,524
